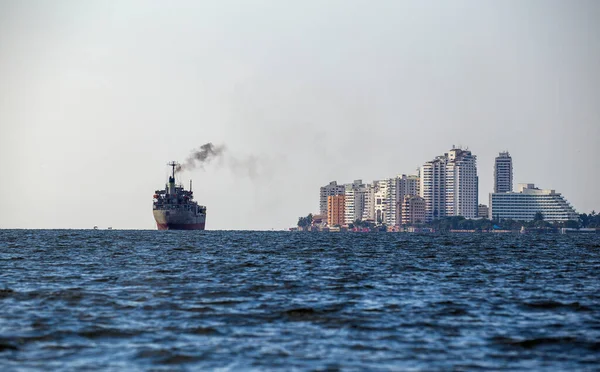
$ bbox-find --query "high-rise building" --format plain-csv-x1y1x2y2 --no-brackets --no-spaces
420,156,448,222
327,195,345,226
394,174,420,225
494,152,513,193
373,180,389,225
420,147,478,222
489,183,578,222
363,178,408,226
362,183,375,222
401,195,426,225
445,148,478,219
344,180,366,225
320,181,345,216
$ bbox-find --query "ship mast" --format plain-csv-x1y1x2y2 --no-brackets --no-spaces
167,161,178,180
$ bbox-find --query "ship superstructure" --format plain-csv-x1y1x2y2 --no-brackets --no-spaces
153,161,206,230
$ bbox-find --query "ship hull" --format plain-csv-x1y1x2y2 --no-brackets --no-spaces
153,210,206,230
156,222,205,230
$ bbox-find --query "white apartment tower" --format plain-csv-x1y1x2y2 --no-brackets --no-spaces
446,148,478,219
384,178,397,226
420,147,478,222
362,183,375,221
420,156,447,221
494,152,513,193
344,180,366,225
373,181,389,225
319,181,345,216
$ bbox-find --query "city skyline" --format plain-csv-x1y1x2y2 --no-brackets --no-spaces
315,146,581,227
315,142,595,224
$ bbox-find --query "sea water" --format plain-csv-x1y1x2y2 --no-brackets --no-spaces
1,230,599,370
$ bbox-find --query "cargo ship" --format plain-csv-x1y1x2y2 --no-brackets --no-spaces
153,161,206,230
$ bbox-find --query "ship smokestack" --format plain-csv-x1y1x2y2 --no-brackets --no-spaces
167,161,178,195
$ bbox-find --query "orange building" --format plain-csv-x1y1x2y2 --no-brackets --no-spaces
327,195,345,227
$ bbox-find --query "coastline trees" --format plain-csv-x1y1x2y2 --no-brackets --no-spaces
580,211,600,228
297,214,313,228
295,210,599,231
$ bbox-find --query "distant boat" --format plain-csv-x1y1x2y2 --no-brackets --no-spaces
107,227,113,230
93,226,98,230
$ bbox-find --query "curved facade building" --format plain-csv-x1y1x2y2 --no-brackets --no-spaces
489,183,578,222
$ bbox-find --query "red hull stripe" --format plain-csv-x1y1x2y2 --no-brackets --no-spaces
156,223,205,230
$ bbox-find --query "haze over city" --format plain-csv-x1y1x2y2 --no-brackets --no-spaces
1,0,598,230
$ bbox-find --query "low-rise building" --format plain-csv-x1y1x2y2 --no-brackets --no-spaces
489,183,578,222
311,214,326,227
478,204,489,219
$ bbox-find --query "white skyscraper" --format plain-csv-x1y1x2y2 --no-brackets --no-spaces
362,183,375,221
445,148,478,219
420,156,447,221
494,151,513,193
420,147,478,222
383,178,397,226
373,180,389,225
344,180,366,225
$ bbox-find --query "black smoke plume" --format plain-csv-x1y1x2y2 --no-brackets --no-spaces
175,142,272,180
176,143,225,173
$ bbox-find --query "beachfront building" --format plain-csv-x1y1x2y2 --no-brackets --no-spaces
373,180,390,225
362,183,375,222
401,195,426,225
494,152,513,193
420,156,447,222
445,148,478,219
327,195,345,226
320,181,345,216
394,174,420,225
489,183,578,222
478,204,489,219
383,178,397,226
344,180,366,225
420,147,478,222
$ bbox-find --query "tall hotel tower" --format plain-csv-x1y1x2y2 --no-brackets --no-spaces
445,148,478,219
420,147,478,222
420,156,447,221
494,152,513,193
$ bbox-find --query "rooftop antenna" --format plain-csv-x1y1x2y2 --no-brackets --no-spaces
190,179,192,192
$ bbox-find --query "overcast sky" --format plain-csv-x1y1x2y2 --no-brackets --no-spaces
1,0,598,230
